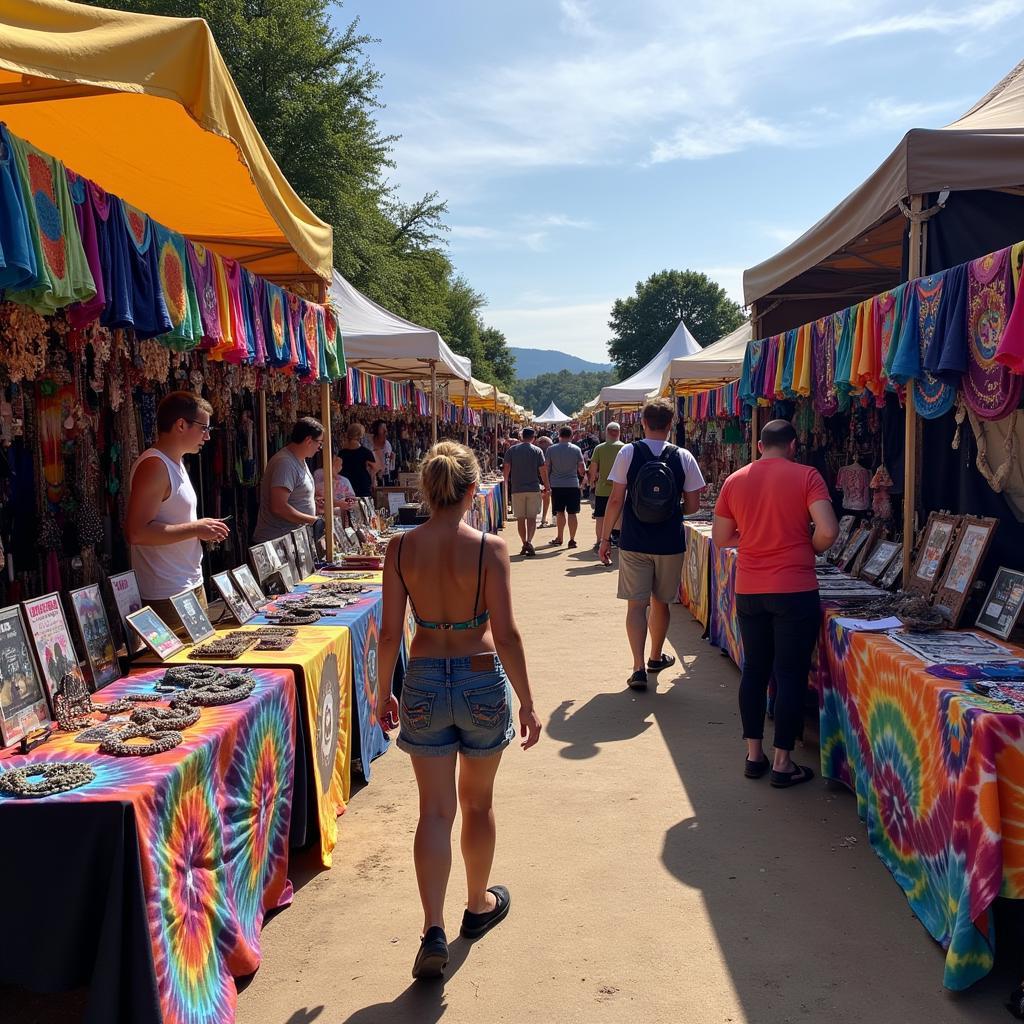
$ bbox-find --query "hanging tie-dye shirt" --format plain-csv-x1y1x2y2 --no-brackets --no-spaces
0,124,37,292
185,241,222,346
65,169,105,327
154,224,202,352
925,261,968,381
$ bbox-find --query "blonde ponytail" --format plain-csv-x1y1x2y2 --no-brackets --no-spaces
419,442,480,510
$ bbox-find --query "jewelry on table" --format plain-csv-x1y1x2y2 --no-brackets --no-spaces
162,664,226,688
53,672,97,731
130,704,201,731
187,632,260,660
172,669,256,706
0,761,96,798
100,726,183,757
269,609,322,626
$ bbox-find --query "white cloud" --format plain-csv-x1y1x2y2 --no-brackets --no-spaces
832,0,1023,43
650,114,792,163
485,300,614,361
448,213,593,252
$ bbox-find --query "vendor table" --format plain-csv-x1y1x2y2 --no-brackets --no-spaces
0,667,297,1024
474,479,505,533
681,522,713,630
819,616,1024,990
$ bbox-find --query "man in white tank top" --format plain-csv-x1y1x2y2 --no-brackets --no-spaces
126,391,229,632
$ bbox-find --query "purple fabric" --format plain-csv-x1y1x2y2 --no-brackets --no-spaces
65,169,105,327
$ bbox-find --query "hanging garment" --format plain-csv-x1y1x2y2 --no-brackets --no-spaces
912,275,955,419
779,328,798,399
206,251,235,359
185,240,222,346
301,300,320,380
739,338,764,407
287,292,310,376
994,241,1024,372
265,283,292,367
964,247,1022,420
323,306,345,379
242,269,268,366
836,461,871,511
65,169,105,326
761,334,779,400
0,125,37,292
852,298,881,396
793,323,812,397
812,315,839,417
221,257,250,363
870,464,893,519
6,132,95,313
834,307,855,411
154,224,202,352
925,261,968,381
877,283,907,393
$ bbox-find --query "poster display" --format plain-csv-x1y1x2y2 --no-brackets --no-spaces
0,604,51,747
22,592,84,702
68,585,120,689
109,571,144,654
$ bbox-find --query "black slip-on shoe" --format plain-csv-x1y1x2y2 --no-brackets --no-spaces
461,886,511,940
646,653,676,672
412,926,449,979
770,764,814,789
744,756,771,779
627,669,648,690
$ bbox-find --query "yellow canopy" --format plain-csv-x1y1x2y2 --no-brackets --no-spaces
465,378,518,414
0,0,332,284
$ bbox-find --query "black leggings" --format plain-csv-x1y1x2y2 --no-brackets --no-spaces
736,591,821,751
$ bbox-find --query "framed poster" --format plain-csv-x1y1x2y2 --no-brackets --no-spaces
908,512,959,597
975,566,1024,639
350,500,367,529
126,607,185,661
22,592,85,705
935,516,999,626
109,570,144,654
344,527,360,552
292,527,315,579
272,536,298,577
250,542,275,583
169,589,216,644
878,546,904,590
850,526,882,579
68,585,121,690
827,515,855,564
232,564,269,610
861,540,900,584
212,571,256,625
837,525,869,573
0,604,52,747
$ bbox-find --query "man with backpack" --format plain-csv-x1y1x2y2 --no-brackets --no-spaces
599,399,705,689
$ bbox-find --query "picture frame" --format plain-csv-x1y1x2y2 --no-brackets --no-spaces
212,571,255,626
827,515,855,564
250,542,275,584
975,566,1024,640
862,540,901,584
837,525,870,573
271,536,300,581
935,516,999,627
292,527,314,579
851,525,883,579
126,607,185,661
22,592,86,706
907,512,960,597
0,604,52,747
169,589,216,644
878,545,904,590
350,500,367,529
68,584,121,690
232,564,269,610
109,570,144,654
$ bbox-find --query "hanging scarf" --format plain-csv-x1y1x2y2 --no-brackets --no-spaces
811,314,838,416
65,169,105,326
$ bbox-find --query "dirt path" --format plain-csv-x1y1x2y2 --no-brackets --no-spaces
238,534,1017,1024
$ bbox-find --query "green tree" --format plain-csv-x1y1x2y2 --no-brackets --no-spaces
514,369,620,418
608,270,744,377
480,326,516,392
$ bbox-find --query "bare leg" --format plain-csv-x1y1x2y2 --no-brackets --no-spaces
625,599,649,672
567,513,578,542
648,597,670,660
517,515,528,548
594,516,604,546
411,752,458,933
541,493,550,525
555,511,566,543
458,750,504,915
526,515,538,546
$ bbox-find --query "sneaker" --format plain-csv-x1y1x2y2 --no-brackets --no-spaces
646,653,676,672
627,669,648,690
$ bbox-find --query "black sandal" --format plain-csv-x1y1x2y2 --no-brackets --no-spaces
412,926,449,979
646,654,676,672
770,764,814,788
461,885,511,939
744,755,771,779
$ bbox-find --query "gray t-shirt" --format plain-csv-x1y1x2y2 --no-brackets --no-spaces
254,447,315,542
504,442,546,493
546,442,584,489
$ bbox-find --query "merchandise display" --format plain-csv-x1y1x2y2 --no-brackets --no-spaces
0,760,95,798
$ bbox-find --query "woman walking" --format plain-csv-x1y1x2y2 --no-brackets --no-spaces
376,441,541,979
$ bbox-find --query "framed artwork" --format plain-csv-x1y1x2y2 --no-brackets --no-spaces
272,537,299,579
22,592,86,705
851,525,883,578
68,585,121,690
975,566,1024,639
350,500,367,529
827,515,856,563
304,525,320,565
860,539,900,584
250,542,275,583
935,516,999,626
907,512,959,597
292,527,314,579
126,607,185,661
344,527,360,552
212,572,255,626
109,570,144,654
837,525,869,573
878,547,904,590
232,564,268,610
0,604,52,747
169,589,216,644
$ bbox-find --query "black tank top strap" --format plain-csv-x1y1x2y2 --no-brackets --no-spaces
473,530,486,615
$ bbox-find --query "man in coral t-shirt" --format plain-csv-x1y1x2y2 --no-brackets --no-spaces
712,419,838,789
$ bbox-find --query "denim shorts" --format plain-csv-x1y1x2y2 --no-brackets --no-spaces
398,654,515,758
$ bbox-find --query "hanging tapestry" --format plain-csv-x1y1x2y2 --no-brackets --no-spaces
812,315,838,416
0,124,36,292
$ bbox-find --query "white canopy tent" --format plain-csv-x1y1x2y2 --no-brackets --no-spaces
535,402,573,424
596,320,701,406
655,322,752,397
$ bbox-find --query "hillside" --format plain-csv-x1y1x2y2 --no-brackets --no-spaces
514,368,619,418
510,347,613,379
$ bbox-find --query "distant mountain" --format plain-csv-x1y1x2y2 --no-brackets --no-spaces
510,347,613,380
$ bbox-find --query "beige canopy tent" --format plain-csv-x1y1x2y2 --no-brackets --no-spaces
0,0,333,284
656,322,752,397
743,58,1024,336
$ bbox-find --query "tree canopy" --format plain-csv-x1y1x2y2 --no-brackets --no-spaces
514,369,620,419
86,0,514,388
607,270,744,377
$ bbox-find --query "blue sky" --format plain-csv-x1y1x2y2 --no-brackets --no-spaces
335,0,1024,363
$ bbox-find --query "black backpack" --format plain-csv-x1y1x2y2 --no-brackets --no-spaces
628,441,681,524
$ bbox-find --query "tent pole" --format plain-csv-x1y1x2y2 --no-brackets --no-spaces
320,379,334,562
463,380,470,445
257,386,269,471
671,380,679,446
493,386,499,471
902,194,925,581
430,360,438,446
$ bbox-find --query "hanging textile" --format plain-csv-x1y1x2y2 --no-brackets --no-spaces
995,241,1024,373
241,269,268,366
186,240,222,346
925,261,968,381
793,323,811,397
877,283,907,395
739,338,764,408
779,328,797,399
154,224,202,352
0,124,36,292
287,292,310,377
265,283,291,368
811,314,838,416
222,257,250,363
322,307,345,380
65,169,105,326
834,307,855,411
301,300,320,381
905,275,956,419
964,247,1022,420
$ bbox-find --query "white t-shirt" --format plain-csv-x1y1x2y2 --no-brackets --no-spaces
607,439,706,492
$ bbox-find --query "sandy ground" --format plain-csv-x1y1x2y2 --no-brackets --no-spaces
5,524,1021,1023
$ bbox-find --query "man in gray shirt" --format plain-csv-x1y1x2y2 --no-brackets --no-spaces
254,417,324,544
503,426,549,557
545,426,586,548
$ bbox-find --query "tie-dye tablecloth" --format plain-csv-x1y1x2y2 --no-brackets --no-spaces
819,615,1024,989
681,523,713,629
707,541,744,665
0,667,296,1024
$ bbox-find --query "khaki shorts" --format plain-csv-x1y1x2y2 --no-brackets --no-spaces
617,549,685,604
511,491,542,521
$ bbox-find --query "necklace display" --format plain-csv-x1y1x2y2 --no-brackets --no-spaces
170,668,256,706
0,761,96,798
188,632,260,660
52,673,97,732
268,608,322,626
100,726,183,757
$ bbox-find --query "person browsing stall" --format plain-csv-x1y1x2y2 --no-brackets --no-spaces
712,418,838,788
534,431,554,527
545,426,586,549
376,441,541,980
340,422,379,498
253,417,323,543
313,454,358,515
502,427,549,557
126,391,229,625
599,399,705,689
